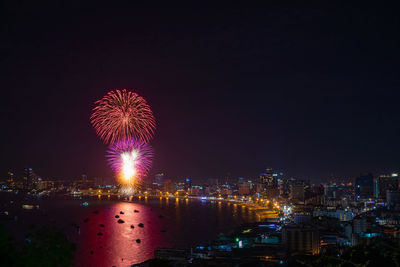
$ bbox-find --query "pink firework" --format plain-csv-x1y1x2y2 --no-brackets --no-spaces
90,89,156,144
106,139,154,179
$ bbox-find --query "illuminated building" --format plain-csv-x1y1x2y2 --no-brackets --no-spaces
7,171,15,189
324,184,343,199
221,186,232,196
353,216,367,234
23,168,37,190
279,179,290,198
313,209,354,222
238,185,250,195
260,168,277,189
355,174,374,199
154,173,164,186
176,182,185,191
189,185,202,196
162,179,174,193
185,178,191,190
237,178,252,196
290,184,305,201
374,174,398,200
260,168,279,198
37,179,54,190
387,191,400,207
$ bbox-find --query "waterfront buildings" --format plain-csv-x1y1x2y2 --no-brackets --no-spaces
3,166,400,264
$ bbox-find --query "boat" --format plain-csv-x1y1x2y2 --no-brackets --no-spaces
138,223,144,228
117,219,125,223
130,225,135,229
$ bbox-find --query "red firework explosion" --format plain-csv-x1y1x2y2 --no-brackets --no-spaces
90,89,156,144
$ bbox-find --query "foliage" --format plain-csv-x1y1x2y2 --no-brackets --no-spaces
0,224,75,267
0,225,17,266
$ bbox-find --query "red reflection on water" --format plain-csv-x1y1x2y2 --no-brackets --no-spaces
76,202,164,266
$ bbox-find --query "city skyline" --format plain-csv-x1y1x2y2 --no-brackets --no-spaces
2,3,400,181
3,3,400,266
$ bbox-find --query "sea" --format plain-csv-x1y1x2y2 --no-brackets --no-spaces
0,193,260,266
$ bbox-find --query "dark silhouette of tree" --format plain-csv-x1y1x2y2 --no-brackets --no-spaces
0,225,17,266
0,224,75,267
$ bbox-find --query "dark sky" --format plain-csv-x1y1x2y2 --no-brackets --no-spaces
1,2,400,182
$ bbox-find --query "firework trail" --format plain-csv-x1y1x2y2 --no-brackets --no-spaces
106,139,153,185
90,89,156,144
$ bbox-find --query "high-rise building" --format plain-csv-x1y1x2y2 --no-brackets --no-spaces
290,184,305,201
386,191,400,207
7,171,14,182
287,179,309,202
260,168,279,199
279,179,291,198
154,173,164,186
355,174,374,199
282,224,320,255
23,168,36,190
324,184,346,199
374,174,398,200
237,179,252,196
162,179,174,193
185,178,191,190
260,168,277,189
7,171,15,189
353,216,367,234
238,184,251,195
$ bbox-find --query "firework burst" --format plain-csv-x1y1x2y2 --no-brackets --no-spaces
90,89,156,144
106,139,153,186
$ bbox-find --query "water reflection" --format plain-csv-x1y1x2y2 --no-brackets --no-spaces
73,197,259,266
77,202,163,266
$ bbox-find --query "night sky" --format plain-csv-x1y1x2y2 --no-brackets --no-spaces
1,2,400,182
